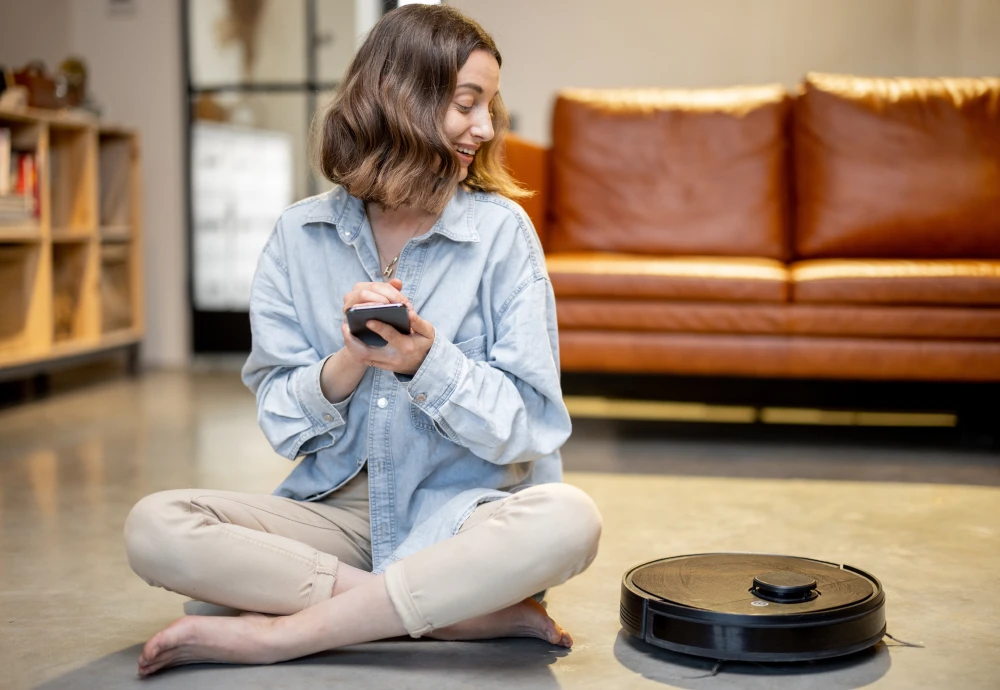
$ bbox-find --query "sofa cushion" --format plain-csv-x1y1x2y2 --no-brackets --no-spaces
794,73,1000,258
556,300,1000,340
559,331,1000,381
549,86,791,259
546,253,788,302
791,260,1000,306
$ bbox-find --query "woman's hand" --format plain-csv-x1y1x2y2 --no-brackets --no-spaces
341,306,436,376
343,278,409,311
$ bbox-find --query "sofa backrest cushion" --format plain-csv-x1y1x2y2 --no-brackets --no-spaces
794,73,1000,259
549,86,792,259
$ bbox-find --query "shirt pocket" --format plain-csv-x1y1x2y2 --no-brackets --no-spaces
410,334,488,432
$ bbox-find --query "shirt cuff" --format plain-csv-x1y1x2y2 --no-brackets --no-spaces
406,335,466,416
294,355,353,430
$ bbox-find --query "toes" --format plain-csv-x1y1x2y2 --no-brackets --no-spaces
138,638,161,669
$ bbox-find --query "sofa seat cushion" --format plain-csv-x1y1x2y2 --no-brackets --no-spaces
547,253,788,302
556,300,1000,340
791,259,1000,306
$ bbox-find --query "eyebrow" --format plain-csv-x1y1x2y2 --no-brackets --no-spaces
456,83,483,94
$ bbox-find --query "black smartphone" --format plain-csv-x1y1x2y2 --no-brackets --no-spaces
345,303,411,347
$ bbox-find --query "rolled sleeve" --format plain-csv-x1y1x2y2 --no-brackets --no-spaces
405,335,466,416
294,354,354,428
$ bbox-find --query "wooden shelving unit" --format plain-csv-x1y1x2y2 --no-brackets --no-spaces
0,107,143,377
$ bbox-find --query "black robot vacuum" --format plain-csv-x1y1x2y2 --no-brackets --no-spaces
621,553,886,662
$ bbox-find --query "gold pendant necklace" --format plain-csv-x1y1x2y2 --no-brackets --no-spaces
382,256,398,279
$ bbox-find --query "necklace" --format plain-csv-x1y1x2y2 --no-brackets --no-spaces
365,202,432,280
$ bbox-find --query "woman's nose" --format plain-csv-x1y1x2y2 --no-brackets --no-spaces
472,108,494,142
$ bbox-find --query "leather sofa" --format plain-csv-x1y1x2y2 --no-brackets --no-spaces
503,73,1000,382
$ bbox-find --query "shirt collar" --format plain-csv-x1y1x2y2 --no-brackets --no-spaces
303,186,480,244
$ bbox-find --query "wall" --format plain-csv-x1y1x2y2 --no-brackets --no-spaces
452,0,1000,144
0,0,70,72
67,0,188,369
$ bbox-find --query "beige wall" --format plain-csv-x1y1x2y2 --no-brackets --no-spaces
68,0,188,369
0,0,70,71
452,0,1000,144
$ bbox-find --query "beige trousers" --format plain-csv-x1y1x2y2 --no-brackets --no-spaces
124,471,602,637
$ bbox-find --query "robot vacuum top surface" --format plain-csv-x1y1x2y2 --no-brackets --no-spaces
630,553,878,617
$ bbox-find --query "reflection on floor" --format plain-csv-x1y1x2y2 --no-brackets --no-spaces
0,371,998,689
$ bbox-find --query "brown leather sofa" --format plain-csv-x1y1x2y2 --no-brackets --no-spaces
504,73,1000,382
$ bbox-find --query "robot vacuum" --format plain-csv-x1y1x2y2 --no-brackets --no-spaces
621,553,886,662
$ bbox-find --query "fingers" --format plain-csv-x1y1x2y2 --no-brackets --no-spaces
344,282,407,311
346,289,392,308
408,309,436,340
341,323,378,364
366,319,408,347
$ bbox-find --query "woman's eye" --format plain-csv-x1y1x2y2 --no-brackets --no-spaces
456,104,472,114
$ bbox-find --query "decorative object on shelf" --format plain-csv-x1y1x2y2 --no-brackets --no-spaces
13,62,61,109
57,57,88,108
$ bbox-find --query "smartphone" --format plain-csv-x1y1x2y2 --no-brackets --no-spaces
345,303,411,347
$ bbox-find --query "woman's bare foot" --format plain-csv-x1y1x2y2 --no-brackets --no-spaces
429,598,573,647
137,612,281,676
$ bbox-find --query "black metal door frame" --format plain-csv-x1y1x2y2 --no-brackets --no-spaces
182,1,396,353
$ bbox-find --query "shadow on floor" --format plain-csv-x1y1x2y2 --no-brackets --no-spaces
563,418,1000,486
36,638,569,690
613,631,892,689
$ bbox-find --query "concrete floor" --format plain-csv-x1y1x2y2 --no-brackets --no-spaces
1,371,998,689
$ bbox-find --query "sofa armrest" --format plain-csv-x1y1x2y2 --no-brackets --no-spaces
502,133,550,249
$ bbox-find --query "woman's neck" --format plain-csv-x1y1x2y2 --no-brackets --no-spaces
366,202,436,235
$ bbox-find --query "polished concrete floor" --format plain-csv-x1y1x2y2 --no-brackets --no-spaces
1,371,998,689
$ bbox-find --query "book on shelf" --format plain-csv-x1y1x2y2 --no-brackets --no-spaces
0,128,39,224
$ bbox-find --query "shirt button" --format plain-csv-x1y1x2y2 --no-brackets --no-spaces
377,397,388,409
414,393,427,403
323,413,333,422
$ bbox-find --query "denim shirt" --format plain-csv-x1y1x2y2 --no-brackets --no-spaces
241,185,571,574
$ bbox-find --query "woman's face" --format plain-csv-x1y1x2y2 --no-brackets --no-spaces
444,49,500,182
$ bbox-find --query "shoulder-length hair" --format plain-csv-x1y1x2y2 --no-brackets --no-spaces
314,4,528,213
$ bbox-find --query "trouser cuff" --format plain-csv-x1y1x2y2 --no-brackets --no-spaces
385,561,433,638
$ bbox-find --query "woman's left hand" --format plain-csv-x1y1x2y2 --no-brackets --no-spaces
341,306,436,376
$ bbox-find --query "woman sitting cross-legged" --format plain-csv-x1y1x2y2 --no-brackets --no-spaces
123,4,602,677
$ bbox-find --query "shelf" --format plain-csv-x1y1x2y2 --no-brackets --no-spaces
52,227,95,242
49,126,96,232
100,225,131,242
0,110,142,377
0,225,43,242
100,243,134,333
0,329,140,372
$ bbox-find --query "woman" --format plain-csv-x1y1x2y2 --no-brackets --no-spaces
124,4,601,676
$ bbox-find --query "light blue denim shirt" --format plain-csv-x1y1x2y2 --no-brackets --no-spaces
241,185,570,574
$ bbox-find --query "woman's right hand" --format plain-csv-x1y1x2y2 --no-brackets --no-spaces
342,277,410,311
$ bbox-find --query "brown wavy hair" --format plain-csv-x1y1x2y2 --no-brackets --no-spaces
314,4,528,213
